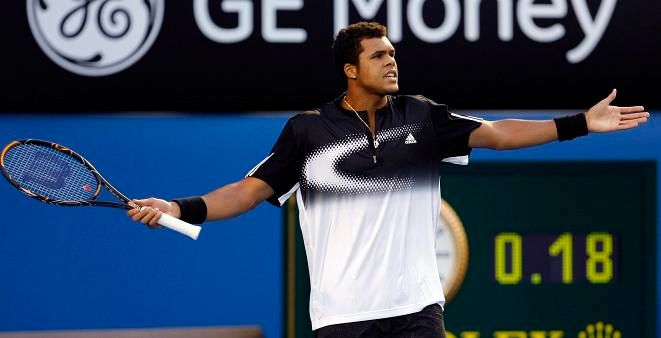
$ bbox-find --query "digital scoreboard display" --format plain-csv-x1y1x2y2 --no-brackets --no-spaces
285,162,656,338
492,232,620,285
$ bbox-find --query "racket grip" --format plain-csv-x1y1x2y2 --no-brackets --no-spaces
157,213,202,240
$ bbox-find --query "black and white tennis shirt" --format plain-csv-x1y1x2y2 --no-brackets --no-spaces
248,94,482,329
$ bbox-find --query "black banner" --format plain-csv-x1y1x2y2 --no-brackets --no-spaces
2,0,660,112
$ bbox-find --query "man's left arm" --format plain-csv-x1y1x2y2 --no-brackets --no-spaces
468,89,650,150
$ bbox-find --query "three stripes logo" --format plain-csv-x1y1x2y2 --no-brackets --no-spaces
405,133,417,144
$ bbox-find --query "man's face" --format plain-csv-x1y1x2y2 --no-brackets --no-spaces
354,37,398,95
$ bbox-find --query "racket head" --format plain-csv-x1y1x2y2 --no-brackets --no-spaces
0,139,125,208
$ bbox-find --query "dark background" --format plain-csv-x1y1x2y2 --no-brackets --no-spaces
2,0,660,113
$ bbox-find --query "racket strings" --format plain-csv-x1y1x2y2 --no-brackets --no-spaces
3,144,98,201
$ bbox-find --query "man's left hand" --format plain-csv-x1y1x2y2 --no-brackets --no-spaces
586,89,650,132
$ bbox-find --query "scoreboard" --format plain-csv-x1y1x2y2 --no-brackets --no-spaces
284,162,656,338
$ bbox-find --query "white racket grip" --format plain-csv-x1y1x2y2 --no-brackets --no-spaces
157,213,201,240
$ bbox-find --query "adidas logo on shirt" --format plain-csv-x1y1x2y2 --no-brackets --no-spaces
405,133,417,144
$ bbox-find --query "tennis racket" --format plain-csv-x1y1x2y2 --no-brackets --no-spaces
0,139,201,240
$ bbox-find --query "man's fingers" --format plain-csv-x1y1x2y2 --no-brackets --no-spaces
128,200,144,210
623,117,649,125
620,112,650,120
604,88,617,104
130,206,162,228
131,206,153,222
617,122,639,130
140,208,159,225
148,210,163,227
618,106,646,114
127,198,166,229
617,117,649,130
132,198,155,207
126,198,165,231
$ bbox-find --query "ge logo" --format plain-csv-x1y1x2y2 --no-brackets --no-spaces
27,0,164,76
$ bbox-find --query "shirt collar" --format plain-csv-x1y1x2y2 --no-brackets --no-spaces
334,93,393,116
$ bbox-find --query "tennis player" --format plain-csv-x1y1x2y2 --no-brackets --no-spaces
129,22,648,338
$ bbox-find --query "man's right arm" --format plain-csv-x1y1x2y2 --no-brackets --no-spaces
202,177,274,220
128,177,274,227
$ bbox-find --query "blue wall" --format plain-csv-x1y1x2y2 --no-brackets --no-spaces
0,112,658,337
0,114,289,337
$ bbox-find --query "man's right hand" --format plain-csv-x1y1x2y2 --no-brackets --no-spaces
127,198,181,228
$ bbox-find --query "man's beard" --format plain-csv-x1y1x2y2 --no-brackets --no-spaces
385,86,399,94
376,84,399,95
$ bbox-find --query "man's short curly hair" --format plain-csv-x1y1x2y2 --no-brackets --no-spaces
332,22,388,79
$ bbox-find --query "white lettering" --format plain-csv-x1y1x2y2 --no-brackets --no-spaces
567,0,617,63
408,0,461,43
517,0,567,42
388,0,403,42
465,0,513,41
333,0,402,42
263,0,307,42
192,0,616,64
194,0,253,43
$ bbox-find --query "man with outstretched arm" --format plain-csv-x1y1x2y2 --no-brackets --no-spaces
128,22,648,338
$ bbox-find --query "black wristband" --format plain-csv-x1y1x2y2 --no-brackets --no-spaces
554,113,589,141
172,196,207,225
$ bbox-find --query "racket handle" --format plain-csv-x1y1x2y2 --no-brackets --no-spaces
157,213,202,240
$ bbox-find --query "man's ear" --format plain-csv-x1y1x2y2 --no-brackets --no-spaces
344,64,357,80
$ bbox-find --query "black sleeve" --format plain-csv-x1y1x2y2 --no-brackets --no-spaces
246,118,303,206
426,97,483,164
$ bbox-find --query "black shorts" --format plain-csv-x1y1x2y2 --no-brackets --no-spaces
314,304,446,338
